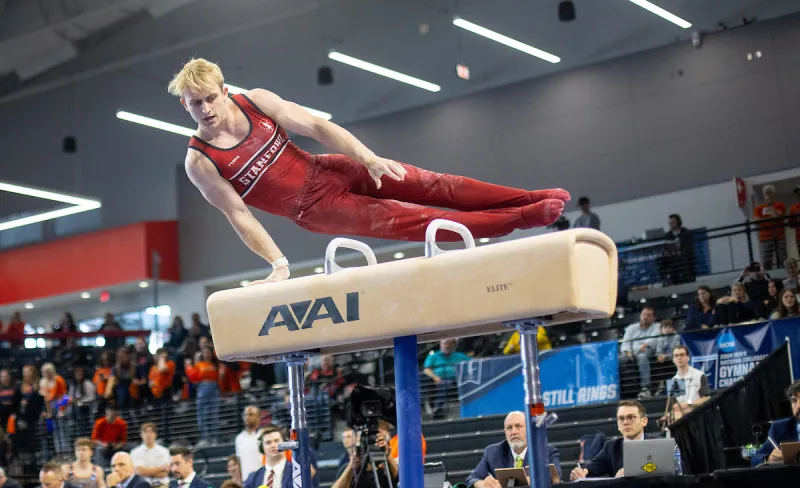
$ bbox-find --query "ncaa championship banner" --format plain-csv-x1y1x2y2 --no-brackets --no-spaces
457,341,620,418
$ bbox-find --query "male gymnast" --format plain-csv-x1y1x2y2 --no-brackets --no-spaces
170,58,570,285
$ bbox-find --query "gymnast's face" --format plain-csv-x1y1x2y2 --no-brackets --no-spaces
182,84,228,129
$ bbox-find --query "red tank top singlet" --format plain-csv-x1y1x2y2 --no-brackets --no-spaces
187,94,310,205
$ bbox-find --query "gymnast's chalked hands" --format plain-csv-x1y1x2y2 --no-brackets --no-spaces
246,265,290,286
365,157,407,189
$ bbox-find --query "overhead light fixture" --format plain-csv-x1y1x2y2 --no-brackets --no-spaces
24,302,34,309
328,51,441,92
225,84,332,120
80,292,91,299
479,238,490,243
314,266,324,274
453,18,561,64
0,181,101,231
117,111,196,137
628,0,692,29
138,281,150,288
393,252,405,259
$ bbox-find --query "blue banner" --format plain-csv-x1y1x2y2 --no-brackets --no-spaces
457,341,620,418
680,323,775,389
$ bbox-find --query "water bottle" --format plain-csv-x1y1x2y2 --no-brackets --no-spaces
674,445,684,475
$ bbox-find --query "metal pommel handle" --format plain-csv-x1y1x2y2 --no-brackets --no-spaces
425,219,476,258
324,238,378,274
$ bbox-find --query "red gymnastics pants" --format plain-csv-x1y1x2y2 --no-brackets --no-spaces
258,154,569,242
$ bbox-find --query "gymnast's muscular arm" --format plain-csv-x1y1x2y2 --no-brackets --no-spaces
247,88,407,189
184,150,290,284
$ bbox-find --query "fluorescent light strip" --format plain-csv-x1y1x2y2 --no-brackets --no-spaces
628,0,692,28
453,18,561,64
0,182,101,231
328,51,441,92
225,84,332,120
116,111,196,137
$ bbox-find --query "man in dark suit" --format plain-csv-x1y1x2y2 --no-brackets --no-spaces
169,446,214,488
243,425,319,488
752,381,800,466
39,462,77,488
570,400,650,480
466,411,561,488
109,452,153,488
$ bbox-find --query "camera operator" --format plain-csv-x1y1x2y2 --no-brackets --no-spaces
332,428,398,488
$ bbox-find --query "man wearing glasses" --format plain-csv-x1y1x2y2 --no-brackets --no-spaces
665,345,711,422
569,401,649,480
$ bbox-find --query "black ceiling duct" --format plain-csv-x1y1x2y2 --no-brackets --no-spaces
559,1,576,22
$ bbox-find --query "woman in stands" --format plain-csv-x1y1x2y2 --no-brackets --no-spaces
771,289,800,320
39,362,69,455
763,279,784,318
92,351,113,415
715,282,761,325
185,345,220,447
685,285,716,331
62,437,106,488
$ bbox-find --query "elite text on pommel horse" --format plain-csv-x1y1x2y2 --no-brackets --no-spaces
207,219,618,488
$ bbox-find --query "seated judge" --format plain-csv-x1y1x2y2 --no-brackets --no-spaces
570,400,649,480
244,425,318,488
751,381,800,466
466,411,561,488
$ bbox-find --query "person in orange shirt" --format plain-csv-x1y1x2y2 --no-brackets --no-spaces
93,352,114,413
378,420,427,464
92,406,128,468
754,184,787,270
148,349,176,406
40,362,69,455
185,346,220,446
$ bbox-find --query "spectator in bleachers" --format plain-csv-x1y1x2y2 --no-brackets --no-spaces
570,400,650,480
0,467,21,488
40,362,69,455
771,289,800,320
99,314,124,351
131,423,170,488
423,339,471,419
107,347,136,410
91,405,127,467
763,279,783,318
380,419,427,465
466,411,561,488
39,462,68,488
56,313,78,334
68,367,96,437
335,428,355,479
92,352,113,415
148,349,175,406
716,283,760,325
61,438,106,488
132,338,153,406
619,307,660,398
225,455,242,486
754,185,787,270
685,286,716,331
168,446,213,488
185,346,220,447
736,262,771,304
190,314,211,340
503,328,552,355
791,187,800,249
659,214,696,285
573,196,600,230
110,452,151,488
751,380,800,466
663,345,711,423
166,316,188,353
4,312,25,348
0,369,19,431
245,425,318,488
14,364,44,461
653,320,679,394
784,259,798,291
235,406,263,481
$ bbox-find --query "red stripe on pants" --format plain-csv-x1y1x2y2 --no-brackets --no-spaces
294,155,537,242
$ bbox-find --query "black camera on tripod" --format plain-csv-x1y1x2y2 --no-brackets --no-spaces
348,385,398,463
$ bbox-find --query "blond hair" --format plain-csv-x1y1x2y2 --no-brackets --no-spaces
167,58,225,97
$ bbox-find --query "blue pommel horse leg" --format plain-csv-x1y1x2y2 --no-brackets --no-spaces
283,354,314,488
506,321,558,488
394,335,425,488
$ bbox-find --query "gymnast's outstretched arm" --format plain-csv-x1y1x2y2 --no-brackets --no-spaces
184,150,290,284
248,88,407,189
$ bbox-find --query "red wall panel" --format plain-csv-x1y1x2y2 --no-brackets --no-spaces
0,221,179,305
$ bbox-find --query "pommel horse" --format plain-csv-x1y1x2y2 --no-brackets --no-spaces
207,220,618,487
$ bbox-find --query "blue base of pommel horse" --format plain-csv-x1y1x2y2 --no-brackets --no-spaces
236,219,620,488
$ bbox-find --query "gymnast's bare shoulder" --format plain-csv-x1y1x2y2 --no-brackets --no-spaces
184,150,246,215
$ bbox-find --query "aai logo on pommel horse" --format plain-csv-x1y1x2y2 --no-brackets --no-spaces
259,292,360,335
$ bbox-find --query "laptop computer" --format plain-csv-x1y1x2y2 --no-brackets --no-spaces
623,438,677,477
